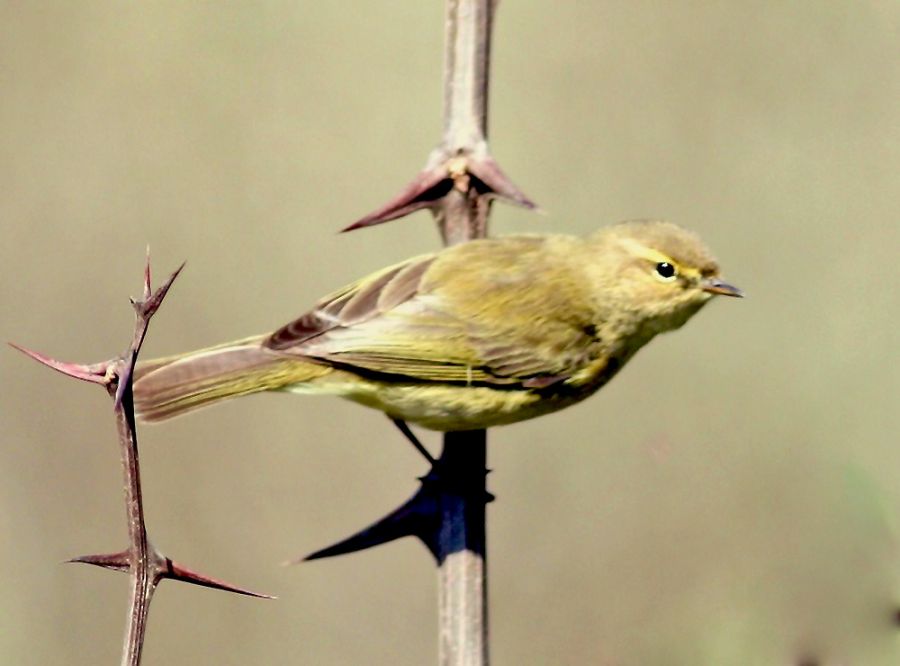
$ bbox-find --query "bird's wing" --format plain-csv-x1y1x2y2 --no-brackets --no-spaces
265,236,603,389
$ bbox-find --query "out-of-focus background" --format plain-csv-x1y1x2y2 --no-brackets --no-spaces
2,2,898,664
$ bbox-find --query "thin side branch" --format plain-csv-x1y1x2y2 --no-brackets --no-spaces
13,255,271,666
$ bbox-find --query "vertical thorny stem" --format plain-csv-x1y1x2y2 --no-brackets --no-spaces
438,0,493,246
318,0,534,662
436,1,494,664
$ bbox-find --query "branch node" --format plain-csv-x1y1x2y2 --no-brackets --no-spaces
342,150,537,234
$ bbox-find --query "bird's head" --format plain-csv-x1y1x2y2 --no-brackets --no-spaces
588,220,742,336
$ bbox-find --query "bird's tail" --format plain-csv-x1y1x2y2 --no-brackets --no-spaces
132,335,325,422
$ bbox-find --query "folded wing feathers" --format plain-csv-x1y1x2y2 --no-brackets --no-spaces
132,339,326,422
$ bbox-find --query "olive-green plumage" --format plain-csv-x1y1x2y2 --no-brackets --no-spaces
133,220,741,430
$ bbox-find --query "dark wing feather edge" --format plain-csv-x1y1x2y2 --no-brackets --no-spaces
265,254,436,351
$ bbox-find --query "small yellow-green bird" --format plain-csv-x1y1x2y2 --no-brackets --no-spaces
133,220,741,431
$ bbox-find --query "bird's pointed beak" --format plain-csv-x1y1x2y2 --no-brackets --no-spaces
701,278,743,298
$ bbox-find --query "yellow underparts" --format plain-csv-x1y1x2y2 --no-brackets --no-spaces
280,355,618,432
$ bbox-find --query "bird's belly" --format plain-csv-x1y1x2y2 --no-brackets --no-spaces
280,359,621,431
283,374,586,430
352,382,586,431
362,375,621,431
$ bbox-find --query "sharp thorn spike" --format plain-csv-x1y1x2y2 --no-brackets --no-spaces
67,551,131,573
468,155,538,210
8,343,109,384
143,246,152,300
342,168,451,232
164,558,276,599
300,481,441,563
143,262,185,317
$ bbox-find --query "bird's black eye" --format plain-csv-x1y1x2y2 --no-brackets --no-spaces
655,262,676,280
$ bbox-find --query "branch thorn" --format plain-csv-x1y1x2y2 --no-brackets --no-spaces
8,343,110,385
69,549,275,599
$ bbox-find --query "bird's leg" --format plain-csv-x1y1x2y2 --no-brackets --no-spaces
391,418,435,465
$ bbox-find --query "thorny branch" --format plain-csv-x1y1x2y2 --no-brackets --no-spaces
308,1,536,665
12,254,271,666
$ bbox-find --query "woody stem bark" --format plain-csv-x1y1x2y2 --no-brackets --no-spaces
434,1,495,665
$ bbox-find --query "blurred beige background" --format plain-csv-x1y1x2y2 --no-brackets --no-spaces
1,2,898,664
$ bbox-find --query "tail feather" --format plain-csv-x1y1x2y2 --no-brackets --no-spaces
133,336,327,422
